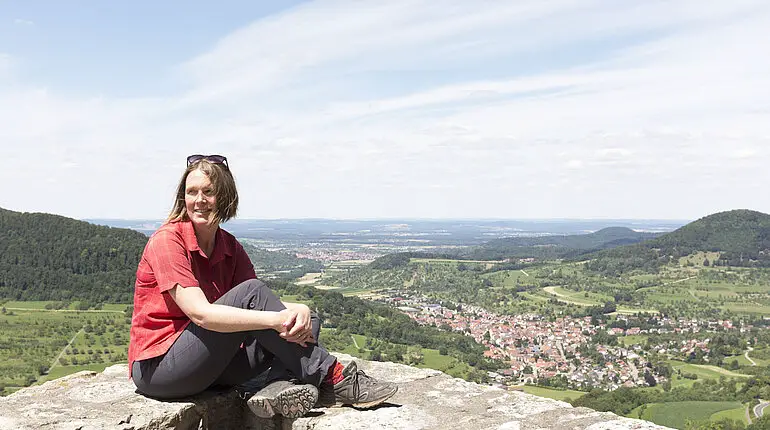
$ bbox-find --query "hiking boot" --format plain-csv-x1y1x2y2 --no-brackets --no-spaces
319,361,398,408
246,380,319,419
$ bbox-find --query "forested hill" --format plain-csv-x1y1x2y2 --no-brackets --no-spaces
240,242,324,279
0,208,325,303
468,227,659,260
584,209,770,274
0,207,148,303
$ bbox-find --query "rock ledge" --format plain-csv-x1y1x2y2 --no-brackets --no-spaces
0,355,670,429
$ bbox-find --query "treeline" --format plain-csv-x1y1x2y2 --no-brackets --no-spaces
467,227,658,261
267,280,501,381
0,208,147,302
572,376,768,420
369,252,461,270
241,243,323,280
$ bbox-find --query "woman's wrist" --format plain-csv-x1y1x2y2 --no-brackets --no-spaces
269,311,284,332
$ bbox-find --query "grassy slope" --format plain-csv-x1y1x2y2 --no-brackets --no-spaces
635,401,744,429
519,385,586,402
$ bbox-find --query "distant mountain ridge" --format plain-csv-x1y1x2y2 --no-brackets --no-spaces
583,209,770,274
468,227,660,260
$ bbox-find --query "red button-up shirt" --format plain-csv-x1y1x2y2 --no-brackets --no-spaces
128,220,256,375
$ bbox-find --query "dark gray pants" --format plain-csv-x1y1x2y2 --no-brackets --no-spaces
132,279,336,399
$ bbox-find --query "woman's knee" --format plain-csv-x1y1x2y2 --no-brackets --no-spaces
236,279,284,311
234,278,268,295
224,279,272,309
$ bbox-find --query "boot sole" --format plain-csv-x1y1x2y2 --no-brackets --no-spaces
249,385,318,419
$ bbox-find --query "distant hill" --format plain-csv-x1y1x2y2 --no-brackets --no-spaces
0,208,324,303
240,243,323,279
0,207,148,303
583,209,770,274
467,227,660,260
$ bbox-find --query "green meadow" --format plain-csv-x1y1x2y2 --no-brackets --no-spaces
631,401,745,429
667,360,749,388
519,385,586,402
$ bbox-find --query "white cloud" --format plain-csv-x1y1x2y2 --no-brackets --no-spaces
13,18,34,26
1,0,770,220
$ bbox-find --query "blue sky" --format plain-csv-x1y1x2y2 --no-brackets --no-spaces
1,1,769,220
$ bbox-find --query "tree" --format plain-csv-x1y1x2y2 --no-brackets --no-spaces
644,371,657,387
748,414,770,430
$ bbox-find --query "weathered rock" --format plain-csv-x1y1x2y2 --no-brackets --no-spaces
285,354,669,430
0,355,671,429
0,365,243,430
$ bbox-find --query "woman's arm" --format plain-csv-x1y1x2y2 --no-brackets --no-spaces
169,284,291,333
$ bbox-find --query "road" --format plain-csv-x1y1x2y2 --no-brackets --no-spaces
754,401,770,419
746,346,757,366
542,287,596,307
663,276,696,285
48,326,84,372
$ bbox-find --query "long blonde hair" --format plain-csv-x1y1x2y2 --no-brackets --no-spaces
167,159,239,225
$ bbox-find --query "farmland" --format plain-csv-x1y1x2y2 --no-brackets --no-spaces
0,301,131,395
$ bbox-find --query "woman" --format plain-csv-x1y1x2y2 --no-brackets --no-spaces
128,154,397,418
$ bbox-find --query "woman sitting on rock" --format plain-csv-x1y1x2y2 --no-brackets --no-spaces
128,154,397,418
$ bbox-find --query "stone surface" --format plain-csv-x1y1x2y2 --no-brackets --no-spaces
0,354,671,430
0,364,243,430
285,354,669,430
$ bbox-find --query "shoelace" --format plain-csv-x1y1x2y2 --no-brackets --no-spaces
351,369,375,400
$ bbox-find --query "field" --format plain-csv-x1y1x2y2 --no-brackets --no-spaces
0,303,131,395
321,254,770,320
631,401,745,429
542,286,607,306
326,330,474,379
618,335,649,347
667,360,750,388
709,405,748,425
518,385,586,402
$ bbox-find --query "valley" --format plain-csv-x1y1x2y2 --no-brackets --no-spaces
5,209,770,429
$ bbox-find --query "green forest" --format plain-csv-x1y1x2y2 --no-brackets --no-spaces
584,210,770,275
0,208,147,303
0,207,323,304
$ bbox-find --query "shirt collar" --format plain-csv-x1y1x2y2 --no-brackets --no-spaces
178,220,234,263
179,220,201,253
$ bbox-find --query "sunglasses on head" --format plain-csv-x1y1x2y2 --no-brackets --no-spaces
187,154,229,168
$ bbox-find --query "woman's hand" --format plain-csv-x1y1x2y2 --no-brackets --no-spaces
276,304,315,347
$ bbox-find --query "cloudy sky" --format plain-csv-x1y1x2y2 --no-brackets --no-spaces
1,1,768,221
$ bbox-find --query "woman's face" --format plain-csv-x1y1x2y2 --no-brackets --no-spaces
185,169,217,227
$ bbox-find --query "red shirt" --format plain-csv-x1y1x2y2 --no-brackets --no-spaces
128,220,256,375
